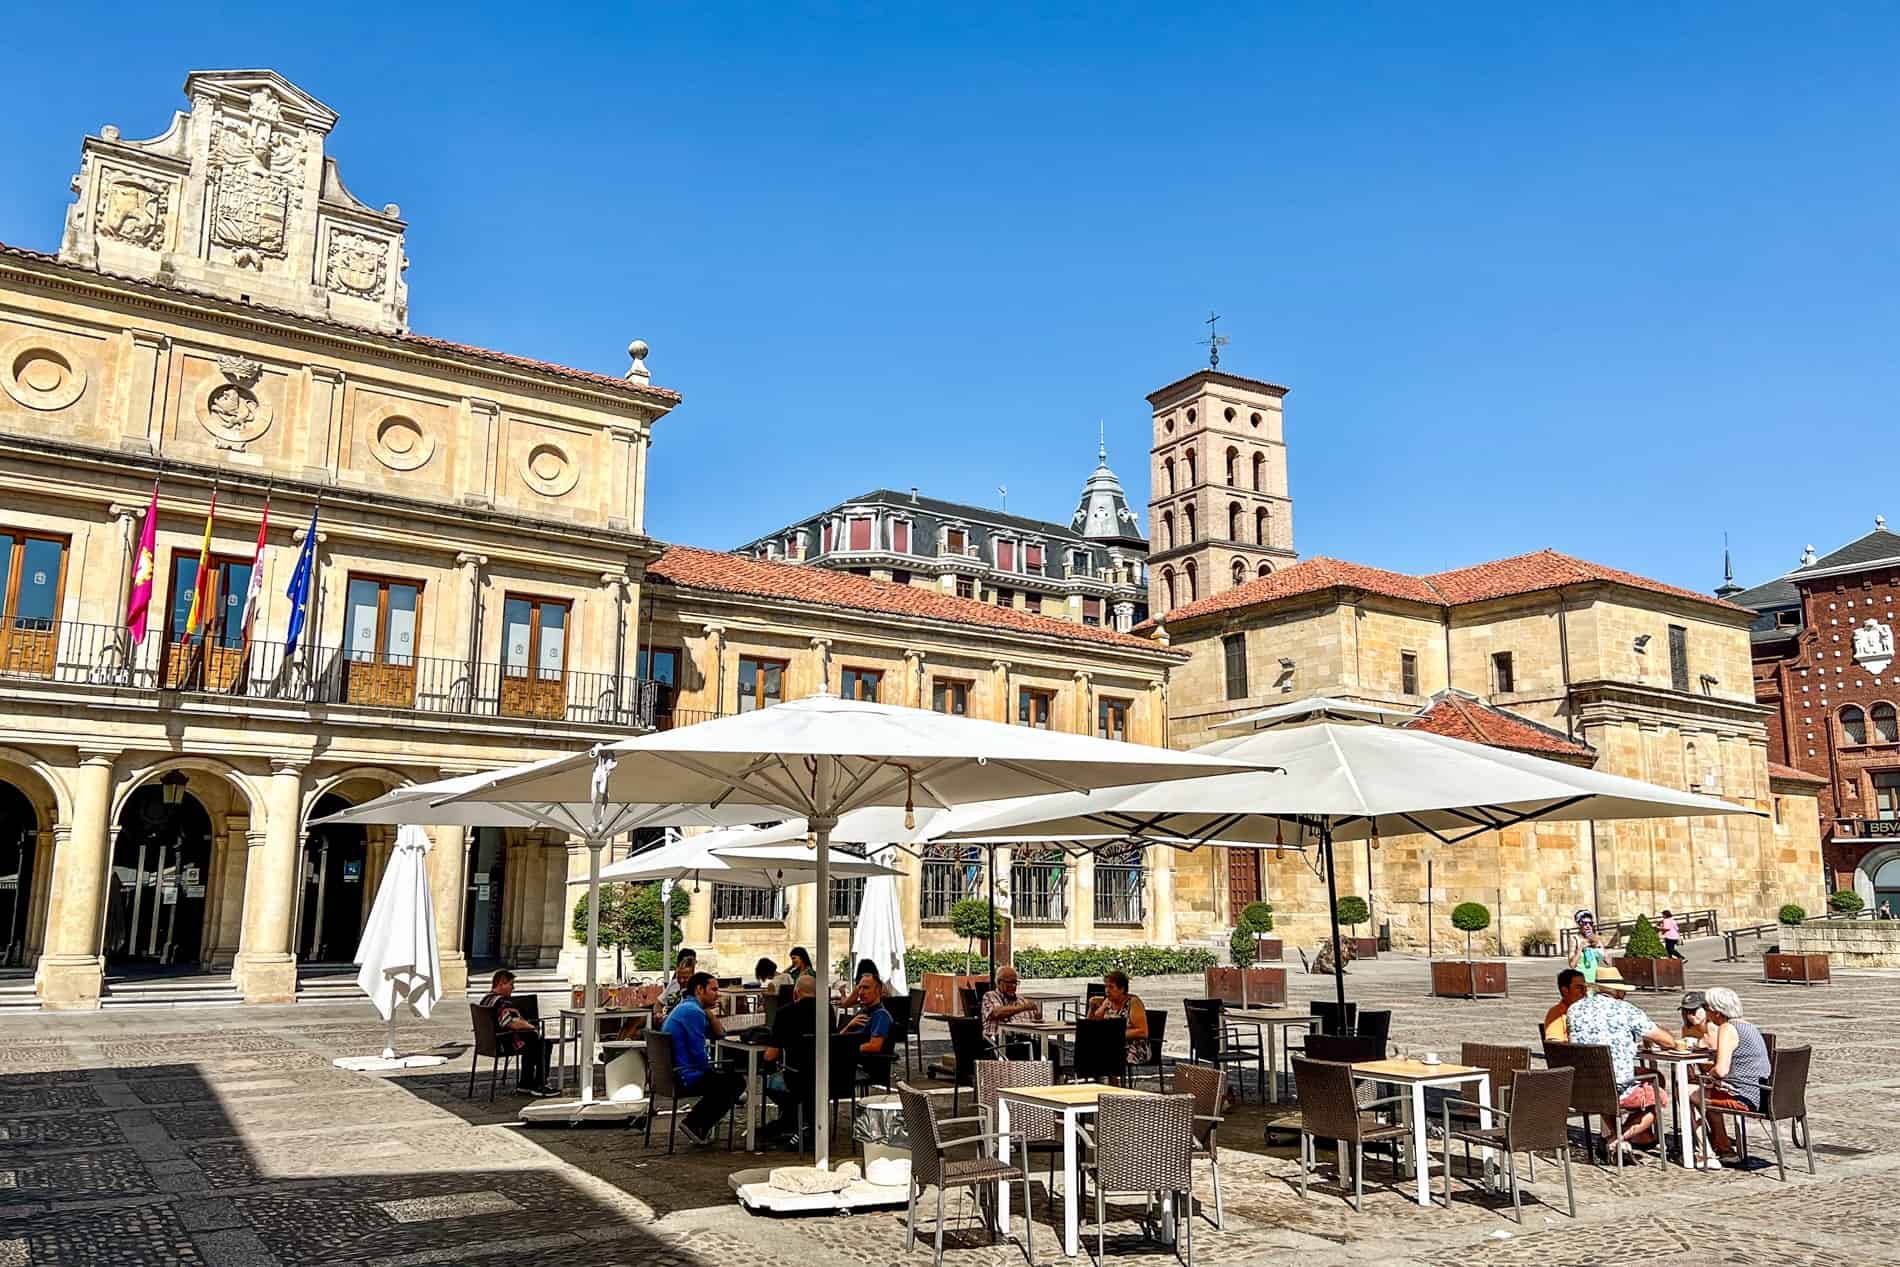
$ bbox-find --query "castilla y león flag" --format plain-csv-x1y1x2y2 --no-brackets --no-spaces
126,482,159,644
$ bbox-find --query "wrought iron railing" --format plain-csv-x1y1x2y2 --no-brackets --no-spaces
0,617,664,731
1093,857,1146,927
1012,850,1068,925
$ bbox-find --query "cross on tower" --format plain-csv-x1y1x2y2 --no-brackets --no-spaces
1200,312,1230,369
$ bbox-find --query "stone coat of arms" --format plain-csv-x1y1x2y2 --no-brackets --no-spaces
1853,618,1895,675
210,91,300,263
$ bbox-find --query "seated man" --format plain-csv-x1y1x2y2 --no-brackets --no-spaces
656,948,698,1014
840,969,894,1083
1564,964,1679,1160
1543,968,1587,1041
478,969,553,1096
763,973,819,1142
659,971,743,1145
980,966,1042,1058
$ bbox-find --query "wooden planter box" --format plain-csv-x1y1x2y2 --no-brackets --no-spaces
920,972,991,1018
1612,956,1685,992
1204,966,1287,1007
1430,960,1509,999
1252,935,1283,962
1348,936,1380,960
1763,952,1831,986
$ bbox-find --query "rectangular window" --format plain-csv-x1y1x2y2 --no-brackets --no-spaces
993,587,1014,608
1668,625,1689,692
737,655,786,712
1097,697,1129,741
1400,650,1419,696
1070,550,1091,577
829,876,866,920
1774,608,1800,628
891,569,912,586
840,666,881,701
1223,633,1249,700
0,529,69,679
945,528,967,555
892,520,910,554
1082,596,1104,626
712,884,785,924
1875,772,1900,822
954,575,976,600
1012,846,1067,925
166,552,254,649
932,678,971,715
821,521,834,553
1018,687,1054,729
340,574,422,707
499,594,571,720
920,845,980,921
847,517,872,551
997,540,1017,572
1024,544,1043,572
636,645,681,724
1491,651,1515,694
1093,844,1146,926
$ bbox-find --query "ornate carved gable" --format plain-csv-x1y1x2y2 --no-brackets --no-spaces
59,69,409,334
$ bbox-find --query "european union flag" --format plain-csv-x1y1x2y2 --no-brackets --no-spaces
284,505,319,656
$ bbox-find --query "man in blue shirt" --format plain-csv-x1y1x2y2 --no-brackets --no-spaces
840,970,894,1085
660,971,742,1144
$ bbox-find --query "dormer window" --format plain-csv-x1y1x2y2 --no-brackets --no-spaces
822,521,834,553
996,540,1017,571
945,527,967,555
846,517,872,551
1024,544,1043,573
892,519,911,554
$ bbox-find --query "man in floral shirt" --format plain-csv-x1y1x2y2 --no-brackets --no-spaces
1564,963,1679,1160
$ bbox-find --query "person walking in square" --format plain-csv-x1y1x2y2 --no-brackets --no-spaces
1659,909,1685,960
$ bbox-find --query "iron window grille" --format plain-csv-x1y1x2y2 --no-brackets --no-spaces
920,844,981,922
1093,845,1146,926
711,884,784,924
1012,847,1067,925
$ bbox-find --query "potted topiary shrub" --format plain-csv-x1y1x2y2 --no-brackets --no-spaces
1613,913,1683,991
1829,889,1866,916
1432,901,1508,998
1336,895,1378,959
1765,903,1831,985
1520,928,1558,957
1213,902,1286,1005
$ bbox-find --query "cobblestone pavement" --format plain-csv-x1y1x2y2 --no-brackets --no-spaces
3,944,1896,1266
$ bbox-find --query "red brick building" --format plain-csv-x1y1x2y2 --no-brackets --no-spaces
1728,519,1900,907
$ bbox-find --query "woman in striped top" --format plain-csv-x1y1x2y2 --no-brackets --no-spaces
1690,985,1772,1168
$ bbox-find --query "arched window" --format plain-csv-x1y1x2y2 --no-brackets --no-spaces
1164,457,1175,494
1184,561,1198,602
1875,702,1899,744
1842,705,1867,745
1231,558,1247,587
1252,452,1265,491
1185,450,1197,485
1254,506,1269,545
1183,506,1197,543
1161,568,1176,610
1227,503,1242,540
1161,510,1175,551
1225,447,1239,486
1257,561,1273,578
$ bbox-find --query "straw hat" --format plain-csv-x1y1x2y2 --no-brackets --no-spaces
1592,964,1633,993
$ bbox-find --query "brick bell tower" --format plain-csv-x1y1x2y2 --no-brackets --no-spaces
1145,361,1297,617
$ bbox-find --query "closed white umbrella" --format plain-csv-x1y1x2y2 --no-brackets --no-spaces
336,824,447,1071
431,693,1260,1167
852,847,907,994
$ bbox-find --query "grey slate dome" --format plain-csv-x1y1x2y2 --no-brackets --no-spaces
1071,436,1146,546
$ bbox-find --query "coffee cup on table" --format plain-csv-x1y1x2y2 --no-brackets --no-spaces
1420,1051,1441,1066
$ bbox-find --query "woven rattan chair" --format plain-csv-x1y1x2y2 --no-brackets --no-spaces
1542,1040,1663,1170
1129,1011,1170,1089
976,1059,1061,1189
467,1004,515,1102
1700,1043,1815,1181
1079,1093,1196,1267
1460,1042,1532,1111
1310,1000,1358,1036
1292,1057,1410,1211
941,1016,991,1114
1440,1065,1577,1221
1171,1061,1227,1230
897,1081,1033,1267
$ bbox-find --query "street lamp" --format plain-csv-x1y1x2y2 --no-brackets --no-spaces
159,770,189,810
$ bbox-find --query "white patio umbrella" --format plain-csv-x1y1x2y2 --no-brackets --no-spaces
851,847,908,995
336,824,447,1072
591,827,900,888
935,696,1763,1015
429,693,1262,1167
310,765,767,833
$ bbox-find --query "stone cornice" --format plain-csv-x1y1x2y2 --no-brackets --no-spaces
1568,677,1773,735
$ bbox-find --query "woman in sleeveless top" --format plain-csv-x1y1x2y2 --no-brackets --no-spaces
1691,985,1772,1166
1087,969,1150,1070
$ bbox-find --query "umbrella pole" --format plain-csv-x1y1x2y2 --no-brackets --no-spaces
986,843,997,986
1320,818,1348,1018
811,763,837,1170
580,836,602,1104
383,1009,397,1062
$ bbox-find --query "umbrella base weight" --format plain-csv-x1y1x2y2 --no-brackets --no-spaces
519,1098,645,1126
333,1054,449,1072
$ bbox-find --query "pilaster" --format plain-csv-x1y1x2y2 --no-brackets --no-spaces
36,750,117,1009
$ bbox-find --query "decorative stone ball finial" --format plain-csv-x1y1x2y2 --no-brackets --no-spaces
625,339,650,383
1801,544,1817,566
383,203,401,218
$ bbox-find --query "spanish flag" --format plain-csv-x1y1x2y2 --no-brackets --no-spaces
184,489,217,638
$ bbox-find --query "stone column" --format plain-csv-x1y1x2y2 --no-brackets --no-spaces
25,827,56,962
701,624,727,716
428,824,469,997
1152,846,1178,943
233,761,304,1003
905,649,926,708
38,752,119,1007
1067,852,1096,946
1073,670,1094,736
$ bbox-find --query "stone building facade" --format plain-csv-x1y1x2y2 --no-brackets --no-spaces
1146,550,1825,954
1727,519,1900,906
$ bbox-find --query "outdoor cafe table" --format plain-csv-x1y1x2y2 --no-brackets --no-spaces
1349,1058,1493,1206
995,1083,1172,1258
996,1017,1074,1061
552,1008,646,1095
1640,1047,1714,1168
1219,1008,1313,1103
716,1033,777,1153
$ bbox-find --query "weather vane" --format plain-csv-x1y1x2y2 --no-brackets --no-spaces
1201,311,1230,369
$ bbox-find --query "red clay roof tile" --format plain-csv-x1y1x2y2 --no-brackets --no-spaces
1766,761,1826,785
648,545,1182,655
1404,692,1594,758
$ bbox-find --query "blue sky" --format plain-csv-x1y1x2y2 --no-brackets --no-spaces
2,4,1894,594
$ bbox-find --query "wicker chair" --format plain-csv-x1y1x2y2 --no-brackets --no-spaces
466,1003,515,1102
1458,1042,1532,1117
1700,1043,1815,1181
1171,1062,1227,1230
1079,1093,1196,1267
1541,1040,1663,1170
905,987,927,1078
976,1059,1061,1190
897,1081,1033,1267
1310,1000,1358,1036
1439,1065,1577,1221
1292,1057,1410,1210
1071,1017,1129,1085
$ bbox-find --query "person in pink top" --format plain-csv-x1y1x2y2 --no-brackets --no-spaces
1659,909,1684,960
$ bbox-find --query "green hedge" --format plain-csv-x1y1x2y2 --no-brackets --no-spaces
903,945,1217,980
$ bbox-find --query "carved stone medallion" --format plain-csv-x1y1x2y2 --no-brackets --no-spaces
325,231,386,298
519,441,579,497
195,356,273,450
367,406,436,472
95,173,169,249
1,338,88,411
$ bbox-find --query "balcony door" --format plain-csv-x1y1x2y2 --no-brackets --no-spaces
0,531,68,678
500,595,569,720
162,553,252,690
343,576,421,707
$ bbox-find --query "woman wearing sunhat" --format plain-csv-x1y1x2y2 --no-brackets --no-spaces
1564,963,1681,1161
